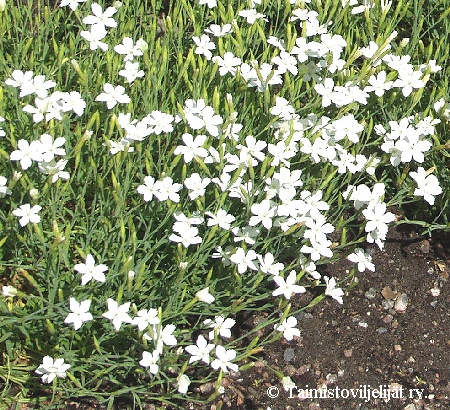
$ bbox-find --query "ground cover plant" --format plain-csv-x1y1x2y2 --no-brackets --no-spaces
1,0,450,408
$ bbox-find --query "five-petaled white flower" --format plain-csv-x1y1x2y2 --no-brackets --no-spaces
96,83,130,109
12,204,42,227
35,356,71,384
102,298,133,331
272,270,306,299
324,276,344,304
347,248,375,272
203,315,235,340
211,345,238,373
274,316,301,341
74,254,108,285
139,350,160,375
64,297,93,330
82,2,117,31
133,308,160,331
10,139,44,170
185,334,215,364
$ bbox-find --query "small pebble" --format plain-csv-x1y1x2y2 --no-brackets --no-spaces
394,293,408,313
326,373,338,385
296,311,313,320
430,287,440,297
284,348,295,362
382,300,395,310
376,327,388,334
383,314,393,324
420,239,430,253
364,287,377,300
298,364,309,375
381,286,396,300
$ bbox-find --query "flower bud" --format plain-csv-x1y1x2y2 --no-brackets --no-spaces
195,287,215,304
2,285,17,297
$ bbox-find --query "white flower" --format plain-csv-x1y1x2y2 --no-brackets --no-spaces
82,2,117,31
114,37,145,61
409,167,442,205
154,176,182,203
177,374,191,394
74,254,108,285
185,335,215,364
204,315,235,340
238,8,267,24
38,159,70,183
102,298,133,331
184,173,210,199
5,70,34,89
362,202,396,236
64,297,93,330
80,25,109,51
364,71,393,97
12,204,42,227
59,0,87,10
324,276,344,304
19,75,56,99
212,52,242,76
96,83,130,109
314,78,335,107
35,356,70,384
192,34,216,60
137,176,157,202
229,248,259,274
196,287,215,304
119,61,145,84
59,91,85,115
249,200,277,229
139,350,160,375
274,316,301,341
10,139,44,170
211,345,238,373
272,271,306,299
206,209,235,230
0,176,12,198
199,0,217,8
393,70,425,97
347,248,375,272
204,23,233,37
143,110,174,135
146,323,178,354
173,133,208,163
133,308,160,331
169,224,202,247
258,253,284,276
